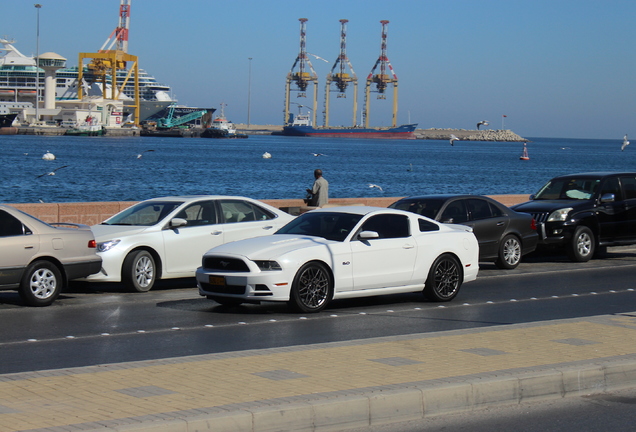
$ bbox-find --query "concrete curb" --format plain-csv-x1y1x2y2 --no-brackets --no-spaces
72,357,636,432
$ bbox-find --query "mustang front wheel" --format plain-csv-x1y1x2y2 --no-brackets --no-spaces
289,262,333,313
423,254,462,302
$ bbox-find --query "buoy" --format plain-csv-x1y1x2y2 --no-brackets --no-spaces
262,152,272,159
42,151,56,161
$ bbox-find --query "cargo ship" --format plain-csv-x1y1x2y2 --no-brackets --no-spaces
281,113,417,139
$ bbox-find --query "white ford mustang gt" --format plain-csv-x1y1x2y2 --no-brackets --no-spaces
197,206,479,312
83,195,295,292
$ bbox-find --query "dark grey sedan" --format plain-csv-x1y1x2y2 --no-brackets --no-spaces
390,195,538,269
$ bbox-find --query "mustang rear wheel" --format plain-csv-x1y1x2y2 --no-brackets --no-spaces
423,254,462,302
122,250,156,292
19,260,62,306
495,234,522,269
288,262,333,313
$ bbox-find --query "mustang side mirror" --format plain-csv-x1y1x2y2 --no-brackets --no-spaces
358,230,380,240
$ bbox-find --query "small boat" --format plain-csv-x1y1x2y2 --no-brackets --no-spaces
201,104,247,139
519,143,530,160
65,115,104,136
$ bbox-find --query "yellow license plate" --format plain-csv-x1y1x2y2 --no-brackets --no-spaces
209,276,225,286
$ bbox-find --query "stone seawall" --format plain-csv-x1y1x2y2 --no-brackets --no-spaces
7,195,530,225
413,128,527,142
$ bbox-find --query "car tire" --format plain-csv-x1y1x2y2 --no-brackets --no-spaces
566,226,595,262
209,296,243,307
288,262,333,313
495,234,522,269
423,254,462,302
122,250,156,292
19,260,62,307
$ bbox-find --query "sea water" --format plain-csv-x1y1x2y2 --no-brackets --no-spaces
1,134,634,204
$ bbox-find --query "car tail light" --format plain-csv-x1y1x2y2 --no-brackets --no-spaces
88,240,97,248
531,218,537,231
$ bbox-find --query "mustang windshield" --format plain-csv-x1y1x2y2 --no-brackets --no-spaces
276,212,363,242
534,178,600,201
102,201,183,226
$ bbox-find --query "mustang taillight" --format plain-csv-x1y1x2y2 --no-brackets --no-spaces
531,218,537,231
88,240,97,248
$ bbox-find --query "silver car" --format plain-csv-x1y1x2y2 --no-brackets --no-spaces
0,205,102,306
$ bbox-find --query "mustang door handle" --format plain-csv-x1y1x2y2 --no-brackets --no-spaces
262,226,274,230
211,231,222,235
403,244,415,249
496,221,505,226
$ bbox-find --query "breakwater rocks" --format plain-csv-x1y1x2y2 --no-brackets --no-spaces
414,128,527,142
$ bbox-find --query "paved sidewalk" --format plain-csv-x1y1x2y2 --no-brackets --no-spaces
2,313,636,432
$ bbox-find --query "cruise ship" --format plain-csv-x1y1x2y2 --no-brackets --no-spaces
0,38,174,121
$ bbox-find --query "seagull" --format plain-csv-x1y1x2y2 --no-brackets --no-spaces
136,149,155,159
262,152,272,159
449,134,460,146
310,152,327,157
36,165,68,178
42,151,56,161
476,120,489,130
368,183,383,192
622,134,630,151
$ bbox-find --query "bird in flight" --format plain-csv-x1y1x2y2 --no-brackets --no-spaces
476,121,489,130
37,165,68,178
310,153,327,157
449,134,460,146
368,183,383,192
136,150,155,159
622,134,630,151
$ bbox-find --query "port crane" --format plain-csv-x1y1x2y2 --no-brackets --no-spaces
324,19,358,127
284,18,318,127
77,0,140,124
363,20,399,128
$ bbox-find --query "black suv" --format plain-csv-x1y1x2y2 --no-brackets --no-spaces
511,172,636,262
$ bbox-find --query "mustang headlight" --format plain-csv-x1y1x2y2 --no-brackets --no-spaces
254,260,282,271
97,239,121,252
547,208,573,222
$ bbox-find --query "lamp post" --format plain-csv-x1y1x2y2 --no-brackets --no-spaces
247,57,252,127
35,3,42,123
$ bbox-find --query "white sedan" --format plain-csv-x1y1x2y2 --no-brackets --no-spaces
83,196,295,292
196,206,479,312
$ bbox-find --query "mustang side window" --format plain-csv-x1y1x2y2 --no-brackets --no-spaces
360,214,410,239
0,211,25,237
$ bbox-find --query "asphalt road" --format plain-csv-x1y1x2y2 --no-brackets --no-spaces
1,247,635,375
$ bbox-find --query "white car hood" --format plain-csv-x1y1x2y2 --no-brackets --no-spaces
205,234,332,259
90,224,153,241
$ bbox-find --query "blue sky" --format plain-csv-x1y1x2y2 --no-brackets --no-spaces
2,0,635,139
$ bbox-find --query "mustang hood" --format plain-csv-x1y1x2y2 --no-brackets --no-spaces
205,234,333,259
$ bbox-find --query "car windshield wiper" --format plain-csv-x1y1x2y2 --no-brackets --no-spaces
101,222,134,225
